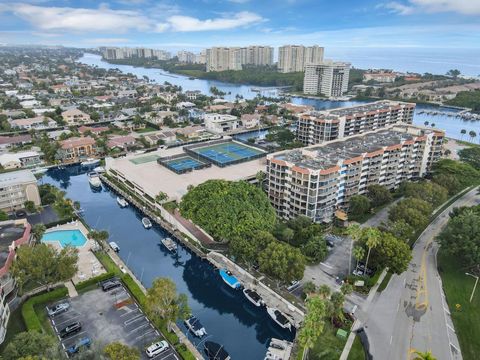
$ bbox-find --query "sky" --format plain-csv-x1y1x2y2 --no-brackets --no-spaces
0,0,479,53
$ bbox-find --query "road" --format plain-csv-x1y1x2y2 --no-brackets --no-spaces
365,187,480,360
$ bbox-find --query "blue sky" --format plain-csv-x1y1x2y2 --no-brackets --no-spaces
0,0,479,52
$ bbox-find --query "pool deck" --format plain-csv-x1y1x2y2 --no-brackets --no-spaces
44,221,106,284
106,146,266,201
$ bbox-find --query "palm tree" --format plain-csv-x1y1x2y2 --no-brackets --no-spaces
413,350,437,360
430,123,435,128
364,228,381,275
469,130,477,143
460,129,466,140
424,121,429,126
353,246,366,270
346,224,363,274
317,284,331,300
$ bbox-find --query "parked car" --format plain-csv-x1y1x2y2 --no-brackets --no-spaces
286,280,300,292
47,302,70,317
59,322,82,338
101,278,121,291
145,340,169,358
67,337,91,354
326,239,335,248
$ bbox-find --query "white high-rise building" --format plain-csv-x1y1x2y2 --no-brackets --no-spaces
278,45,324,73
303,61,351,97
206,46,274,72
177,50,196,64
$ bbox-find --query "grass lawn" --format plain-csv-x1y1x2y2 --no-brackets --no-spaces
0,307,26,353
347,335,366,360
308,323,350,360
438,251,480,360
134,126,157,133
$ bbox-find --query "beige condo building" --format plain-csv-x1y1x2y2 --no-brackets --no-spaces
266,125,444,222
206,46,274,72
278,45,324,73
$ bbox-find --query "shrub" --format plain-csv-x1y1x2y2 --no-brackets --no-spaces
74,272,116,292
121,274,146,307
22,287,68,332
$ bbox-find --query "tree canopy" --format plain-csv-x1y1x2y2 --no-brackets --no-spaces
104,342,140,360
367,184,393,208
401,181,448,208
258,241,305,283
458,147,480,170
388,198,432,232
11,243,78,291
348,195,371,221
298,296,326,350
3,331,58,360
180,180,276,242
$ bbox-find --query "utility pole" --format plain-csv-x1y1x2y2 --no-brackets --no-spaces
465,272,479,303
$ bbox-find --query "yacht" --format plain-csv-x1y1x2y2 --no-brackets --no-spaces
117,197,128,208
204,341,230,360
243,288,264,307
87,172,102,188
81,158,100,166
93,166,106,173
184,316,206,337
161,238,178,253
142,217,152,229
266,307,292,331
219,269,241,290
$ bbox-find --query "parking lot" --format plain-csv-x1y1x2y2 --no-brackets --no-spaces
48,283,178,359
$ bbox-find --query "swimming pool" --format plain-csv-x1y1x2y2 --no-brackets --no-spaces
41,229,88,248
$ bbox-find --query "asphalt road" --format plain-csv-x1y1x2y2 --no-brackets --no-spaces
365,187,480,360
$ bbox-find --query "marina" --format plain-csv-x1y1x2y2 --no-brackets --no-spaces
184,315,207,337
161,237,178,253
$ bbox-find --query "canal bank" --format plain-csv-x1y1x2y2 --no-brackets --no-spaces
42,165,296,360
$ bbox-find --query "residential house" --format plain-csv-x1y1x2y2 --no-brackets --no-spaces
0,135,32,150
61,108,91,125
204,113,239,134
175,125,206,140
240,114,261,129
78,125,109,135
57,136,97,163
144,131,176,146
185,90,201,101
107,135,136,151
0,151,42,169
10,116,56,130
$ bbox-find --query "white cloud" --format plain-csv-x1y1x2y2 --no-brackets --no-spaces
9,3,152,33
84,38,131,44
380,0,480,15
165,11,264,32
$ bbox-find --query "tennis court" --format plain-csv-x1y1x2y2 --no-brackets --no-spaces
129,154,160,165
158,155,211,174
186,141,265,167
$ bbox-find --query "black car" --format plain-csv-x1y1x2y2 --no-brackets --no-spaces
59,322,82,338
101,279,121,291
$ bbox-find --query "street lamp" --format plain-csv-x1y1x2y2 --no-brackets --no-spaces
465,272,479,303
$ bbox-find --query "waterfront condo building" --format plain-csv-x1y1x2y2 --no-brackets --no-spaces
303,61,351,97
0,170,40,211
266,125,444,222
296,100,416,145
204,113,239,134
278,45,324,73
206,46,274,72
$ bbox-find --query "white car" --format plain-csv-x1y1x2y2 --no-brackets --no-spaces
47,302,70,317
146,340,169,358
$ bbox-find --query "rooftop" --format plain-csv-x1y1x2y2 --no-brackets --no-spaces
327,100,414,117
0,169,37,186
60,136,95,149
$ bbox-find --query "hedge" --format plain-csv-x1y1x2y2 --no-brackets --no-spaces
75,272,116,292
121,273,146,307
22,286,68,332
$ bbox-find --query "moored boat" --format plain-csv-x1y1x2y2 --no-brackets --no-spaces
93,166,106,173
266,307,292,331
184,315,206,337
161,237,177,253
116,196,128,208
219,269,241,290
81,158,100,166
204,341,230,360
87,172,102,188
142,217,152,229
243,288,264,307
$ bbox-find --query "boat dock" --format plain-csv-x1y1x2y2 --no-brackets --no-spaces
265,338,293,360
207,252,305,328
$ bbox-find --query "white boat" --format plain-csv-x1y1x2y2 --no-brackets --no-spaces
81,158,100,166
87,172,102,188
161,237,177,253
32,167,48,174
109,241,120,252
142,217,152,229
266,307,292,331
117,196,128,208
184,316,206,337
93,166,106,173
243,288,264,307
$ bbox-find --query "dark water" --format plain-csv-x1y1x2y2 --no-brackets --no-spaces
80,53,480,143
41,165,294,360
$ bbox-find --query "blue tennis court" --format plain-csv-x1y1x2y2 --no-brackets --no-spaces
188,142,264,166
166,157,204,171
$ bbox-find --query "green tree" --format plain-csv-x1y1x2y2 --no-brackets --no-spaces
458,147,480,169
255,170,266,186
388,219,416,243
403,182,448,208
0,209,9,221
413,350,437,360
340,283,353,295
230,230,275,266
89,230,109,248
329,291,346,324
388,198,432,232
258,241,305,283
302,235,327,262
363,227,381,274
446,69,460,78
3,331,57,360
373,232,412,274
155,191,168,203
32,224,46,242
103,342,140,360
145,277,190,331
24,200,37,213
353,246,365,270
367,184,393,208
180,180,276,242
348,195,371,221
317,284,331,300
433,159,479,193
298,296,326,351
11,243,78,292
438,209,480,268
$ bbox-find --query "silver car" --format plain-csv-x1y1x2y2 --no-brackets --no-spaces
47,302,70,317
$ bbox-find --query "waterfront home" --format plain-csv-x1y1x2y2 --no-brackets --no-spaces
144,131,176,146
107,135,136,151
10,116,57,130
175,125,206,140
204,113,239,134
57,136,97,163
0,151,42,169
62,108,91,125
78,125,109,135
0,135,32,150
240,114,261,129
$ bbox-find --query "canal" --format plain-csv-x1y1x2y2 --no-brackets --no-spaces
80,53,480,143
42,165,294,360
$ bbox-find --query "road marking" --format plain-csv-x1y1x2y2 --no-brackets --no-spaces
320,262,333,269
127,323,150,334
55,316,80,327
390,335,393,345
447,324,455,332
124,314,144,326
135,328,156,340
62,330,87,342
397,302,400,312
